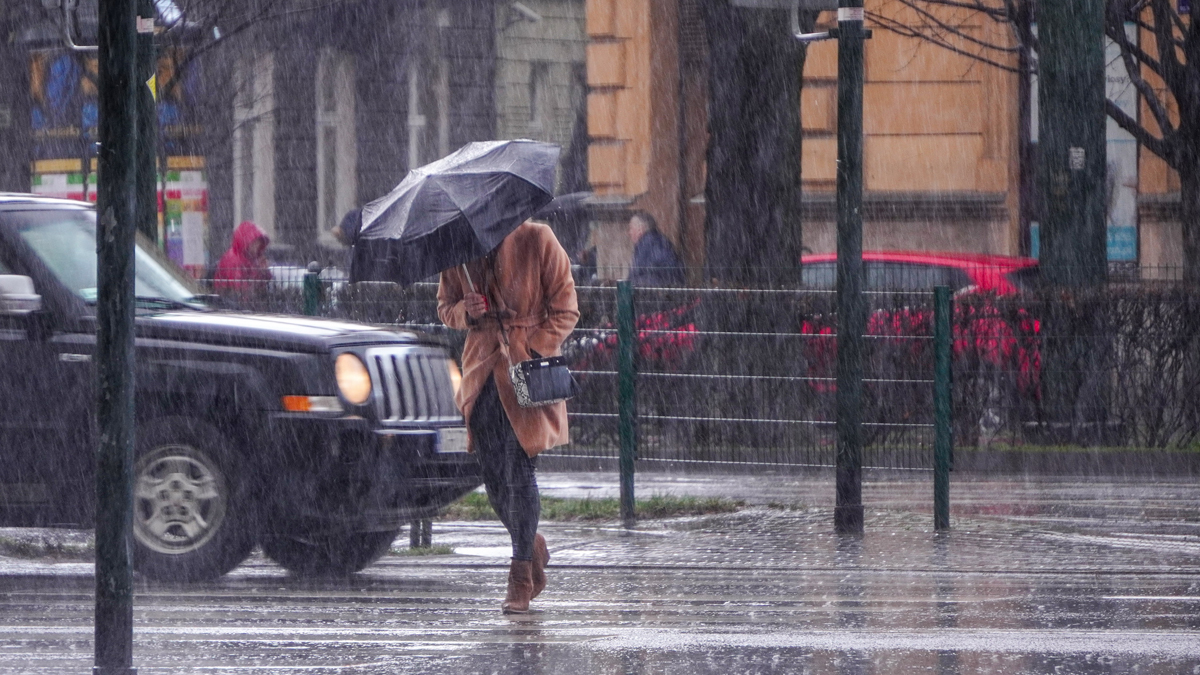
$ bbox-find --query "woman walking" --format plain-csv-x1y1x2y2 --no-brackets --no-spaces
437,220,579,613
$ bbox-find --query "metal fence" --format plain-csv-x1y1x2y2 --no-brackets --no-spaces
555,284,943,471
197,271,1200,474
199,276,947,472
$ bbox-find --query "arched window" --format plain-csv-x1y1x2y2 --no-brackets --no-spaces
407,7,451,168
316,50,357,248
232,52,276,239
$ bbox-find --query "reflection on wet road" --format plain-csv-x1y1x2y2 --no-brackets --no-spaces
2,475,1200,673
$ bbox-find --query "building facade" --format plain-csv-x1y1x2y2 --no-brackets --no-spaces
584,0,1187,280
3,0,502,270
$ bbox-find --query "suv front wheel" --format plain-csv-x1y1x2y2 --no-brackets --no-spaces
132,417,257,581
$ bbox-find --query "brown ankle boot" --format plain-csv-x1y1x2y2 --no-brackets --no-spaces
502,559,534,614
531,534,550,599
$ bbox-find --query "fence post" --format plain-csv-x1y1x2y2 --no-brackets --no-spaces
933,285,953,531
409,518,432,548
302,262,322,316
617,280,637,528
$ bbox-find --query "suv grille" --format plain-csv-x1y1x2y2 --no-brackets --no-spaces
364,347,462,424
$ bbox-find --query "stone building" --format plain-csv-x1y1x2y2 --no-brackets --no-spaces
0,1,555,270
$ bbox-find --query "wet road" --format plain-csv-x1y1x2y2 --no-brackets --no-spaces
2,473,1200,673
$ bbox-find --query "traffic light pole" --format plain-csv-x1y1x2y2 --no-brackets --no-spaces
95,0,139,672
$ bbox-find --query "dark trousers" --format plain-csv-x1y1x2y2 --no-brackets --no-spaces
470,376,540,561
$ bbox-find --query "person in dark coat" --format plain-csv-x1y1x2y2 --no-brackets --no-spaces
627,211,684,286
332,207,363,247
333,207,374,283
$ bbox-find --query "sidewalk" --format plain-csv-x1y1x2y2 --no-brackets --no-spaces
2,472,1199,673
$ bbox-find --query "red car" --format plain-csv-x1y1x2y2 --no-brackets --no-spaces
800,250,1039,296
798,252,1042,439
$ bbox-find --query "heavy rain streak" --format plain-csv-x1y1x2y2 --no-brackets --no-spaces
0,0,1199,673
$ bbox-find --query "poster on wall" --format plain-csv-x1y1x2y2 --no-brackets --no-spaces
28,47,210,274
1105,23,1139,263
31,159,210,275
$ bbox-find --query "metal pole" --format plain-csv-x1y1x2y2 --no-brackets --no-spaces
617,280,637,528
95,0,139,672
933,286,952,531
834,0,867,535
135,0,157,244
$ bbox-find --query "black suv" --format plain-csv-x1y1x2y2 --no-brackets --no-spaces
0,195,481,580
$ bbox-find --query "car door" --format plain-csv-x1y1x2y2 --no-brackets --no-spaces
0,213,95,526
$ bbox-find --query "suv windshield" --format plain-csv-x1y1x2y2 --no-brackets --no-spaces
12,208,201,308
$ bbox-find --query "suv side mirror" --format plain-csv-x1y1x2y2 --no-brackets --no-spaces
0,275,42,316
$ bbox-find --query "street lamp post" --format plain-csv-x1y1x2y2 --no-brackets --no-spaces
743,0,868,534
832,0,867,536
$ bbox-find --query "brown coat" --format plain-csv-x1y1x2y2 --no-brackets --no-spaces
437,222,580,457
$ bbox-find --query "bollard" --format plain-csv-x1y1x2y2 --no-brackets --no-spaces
409,518,432,548
302,262,323,316
617,280,637,528
933,285,953,531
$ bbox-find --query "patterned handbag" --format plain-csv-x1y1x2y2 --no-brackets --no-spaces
508,354,580,408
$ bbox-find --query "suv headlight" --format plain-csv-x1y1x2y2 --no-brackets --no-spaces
335,353,372,405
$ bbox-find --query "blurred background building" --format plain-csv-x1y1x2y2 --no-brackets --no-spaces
0,0,1188,279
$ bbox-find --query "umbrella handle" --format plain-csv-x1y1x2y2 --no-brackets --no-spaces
461,264,489,311
461,264,477,293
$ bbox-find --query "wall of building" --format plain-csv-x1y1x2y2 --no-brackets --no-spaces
799,2,1018,256
494,0,587,187
584,0,1023,282
203,0,498,265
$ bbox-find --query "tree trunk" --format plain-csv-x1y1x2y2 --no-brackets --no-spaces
1181,163,1200,284
700,1,806,287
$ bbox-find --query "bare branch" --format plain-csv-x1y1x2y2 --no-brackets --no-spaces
889,1,1021,55
871,13,1024,72
1106,98,1172,163
1115,28,1179,155
1104,11,1164,80
160,0,349,94
1149,0,1187,92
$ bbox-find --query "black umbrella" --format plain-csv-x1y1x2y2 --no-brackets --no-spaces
352,140,561,284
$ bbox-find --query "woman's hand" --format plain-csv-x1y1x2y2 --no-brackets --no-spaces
464,292,489,319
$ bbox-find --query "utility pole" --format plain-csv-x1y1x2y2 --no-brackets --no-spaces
95,0,139,672
832,0,867,535
136,0,158,244
1037,0,1107,286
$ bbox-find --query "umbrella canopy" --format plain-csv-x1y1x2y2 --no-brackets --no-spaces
352,140,561,284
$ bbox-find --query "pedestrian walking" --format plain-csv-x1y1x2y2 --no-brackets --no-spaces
627,210,684,286
213,221,272,297
331,207,372,281
437,220,580,614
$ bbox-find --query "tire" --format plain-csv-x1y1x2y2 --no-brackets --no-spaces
261,530,400,577
132,417,257,582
